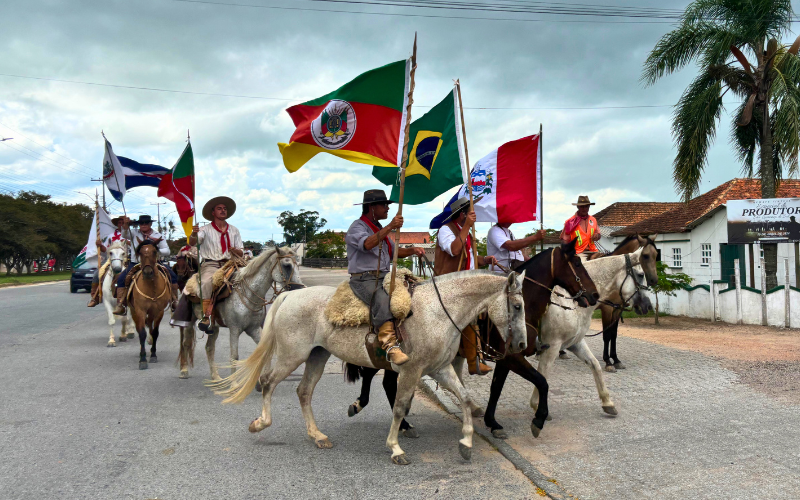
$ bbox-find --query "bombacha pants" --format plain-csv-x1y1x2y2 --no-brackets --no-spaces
349,272,393,329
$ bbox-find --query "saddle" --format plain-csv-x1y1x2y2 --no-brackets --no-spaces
323,268,417,327
125,263,172,302
182,257,247,306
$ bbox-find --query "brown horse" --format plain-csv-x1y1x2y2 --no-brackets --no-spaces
130,239,172,370
586,234,659,372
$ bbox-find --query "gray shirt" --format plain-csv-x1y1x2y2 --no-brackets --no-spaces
346,218,392,274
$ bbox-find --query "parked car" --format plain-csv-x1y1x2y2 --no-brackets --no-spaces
70,261,96,293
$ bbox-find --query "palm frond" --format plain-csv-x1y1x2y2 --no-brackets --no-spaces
642,23,733,86
770,55,800,178
730,100,759,176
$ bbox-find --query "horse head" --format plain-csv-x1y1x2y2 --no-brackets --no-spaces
107,241,127,273
486,271,528,354
622,247,653,315
635,233,659,287
136,239,160,279
275,247,304,291
553,239,599,307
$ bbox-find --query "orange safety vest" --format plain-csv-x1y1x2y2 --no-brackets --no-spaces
570,215,598,253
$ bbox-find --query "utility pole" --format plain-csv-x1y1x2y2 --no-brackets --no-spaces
151,201,166,232
90,179,106,210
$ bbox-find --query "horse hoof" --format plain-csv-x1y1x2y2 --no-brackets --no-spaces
614,362,627,370
604,365,616,373
249,419,262,433
401,427,419,439
602,405,618,416
254,382,262,393
391,454,410,465
347,404,359,417
531,421,544,438
179,370,189,379
139,361,148,370
107,342,116,347
315,438,333,449
458,443,472,461
491,428,508,439
127,332,135,339
118,335,127,342
546,414,553,421
559,352,570,360
471,407,485,418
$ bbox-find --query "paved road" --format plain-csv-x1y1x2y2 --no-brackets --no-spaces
0,270,539,500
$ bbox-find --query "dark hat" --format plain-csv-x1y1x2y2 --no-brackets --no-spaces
203,196,237,221
572,195,595,206
110,216,124,226
354,189,394,206
442,196,482,224
136,214,154,225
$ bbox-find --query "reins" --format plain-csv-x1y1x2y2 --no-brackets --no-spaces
231,253,304,313
131,265,170,302
586,253,648,337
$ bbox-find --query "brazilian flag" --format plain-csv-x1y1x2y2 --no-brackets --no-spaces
372,88,466,205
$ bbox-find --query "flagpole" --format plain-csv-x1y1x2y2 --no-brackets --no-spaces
455,80,478,268
389,33,417,296
539,123,544,255
188,130,204,306
95,191,102,300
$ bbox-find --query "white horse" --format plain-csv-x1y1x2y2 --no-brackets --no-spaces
209,270,528,465
178,246,303,380
101,241,135,347
532,247,649,416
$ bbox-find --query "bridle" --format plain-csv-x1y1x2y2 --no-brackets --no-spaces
500,248,592,310
585,253,649,338
232,253,305,313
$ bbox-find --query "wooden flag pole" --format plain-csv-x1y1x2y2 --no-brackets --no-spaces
389,33,417,296
95,191,102,299
455,80,478,268
539,123,544,255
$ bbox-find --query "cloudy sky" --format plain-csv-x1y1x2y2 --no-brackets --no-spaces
1,0,791,242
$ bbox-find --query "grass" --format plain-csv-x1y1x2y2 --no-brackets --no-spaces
0,271,73,287
591,308,667,319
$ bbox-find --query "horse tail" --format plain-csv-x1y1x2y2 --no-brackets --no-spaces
344,363,362,384
207,292,285,404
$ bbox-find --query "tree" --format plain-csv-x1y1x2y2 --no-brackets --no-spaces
643,0,799,288
277,210,327,245
243,240,264,255
650,261,693,325
306,230,345,259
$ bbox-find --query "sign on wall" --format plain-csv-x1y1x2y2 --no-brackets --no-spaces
727,198,800,243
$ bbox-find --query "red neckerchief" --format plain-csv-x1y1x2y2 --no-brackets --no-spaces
360,215,393,255
211,221,231,254
454,222,472,270
563,213,588,235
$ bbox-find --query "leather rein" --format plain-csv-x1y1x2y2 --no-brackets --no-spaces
232,254,305,313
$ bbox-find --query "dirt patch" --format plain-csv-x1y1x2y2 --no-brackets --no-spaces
613,316,800,403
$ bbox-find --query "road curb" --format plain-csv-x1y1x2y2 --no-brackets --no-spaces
418,376,574,500
0,279,69,289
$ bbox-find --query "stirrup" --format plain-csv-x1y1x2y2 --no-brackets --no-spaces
198,316,211,332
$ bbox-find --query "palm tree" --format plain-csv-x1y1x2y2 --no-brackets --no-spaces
642,0,800,288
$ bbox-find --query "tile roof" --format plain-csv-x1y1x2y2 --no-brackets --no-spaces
611,178,800,236
396,231,432,244
593,202,683,227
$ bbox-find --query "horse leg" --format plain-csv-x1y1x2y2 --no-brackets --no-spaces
429,364,475,462
505,355,549,437
150,320,161,363
601,307,617,372
348,367,376,417
567,339,617,416
610,321,625,369
126,310,135,339
385,367,422,465
531,345,558,414
250,350,308,434
103,281,117,347
229,326,243,376
452,355,466,386
381,370,417,438
297,347,333,448
484,359,511,439
205,329,221,381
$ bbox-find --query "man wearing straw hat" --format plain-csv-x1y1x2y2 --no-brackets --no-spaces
433,196,498,375
189,196,244,331
560,195,601,254
346,189,425,366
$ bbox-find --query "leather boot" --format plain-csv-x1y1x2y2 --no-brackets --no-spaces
377,321,409,365
198,299,213,332
112,287,127,316
170,283,179,310
462,325,492,375
87,282,100,307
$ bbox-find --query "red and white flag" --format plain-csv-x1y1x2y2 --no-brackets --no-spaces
430,134,542,228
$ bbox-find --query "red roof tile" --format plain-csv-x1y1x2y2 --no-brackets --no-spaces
611,178,800,236
396,232,432,244
593,202,683,227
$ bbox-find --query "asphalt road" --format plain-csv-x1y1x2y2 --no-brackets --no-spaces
0,273,539,500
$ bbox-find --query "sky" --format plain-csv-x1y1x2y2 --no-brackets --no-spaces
1,0,795,243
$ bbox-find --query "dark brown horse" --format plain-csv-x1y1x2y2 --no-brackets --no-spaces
130,239,172,370
586,234,659,372
344,239,600,439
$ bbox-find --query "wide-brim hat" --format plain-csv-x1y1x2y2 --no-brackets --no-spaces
442,195,482,224
110,216,124,226
203,196,237,221
353,189,394,206
136,214,154,225
572,195,595,206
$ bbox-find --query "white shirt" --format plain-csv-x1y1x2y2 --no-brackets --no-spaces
487,225,524,272
438,224,475,270
124,227,170,264
197,223,243,261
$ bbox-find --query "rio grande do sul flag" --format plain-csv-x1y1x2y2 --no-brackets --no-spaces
278,59,411,172
157,142,195,238
430,134,542,229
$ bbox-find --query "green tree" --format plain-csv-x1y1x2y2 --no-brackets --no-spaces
243,240,264,255
650,261,693,325
642,0,799,288
277,210,327,245
306,230,345,259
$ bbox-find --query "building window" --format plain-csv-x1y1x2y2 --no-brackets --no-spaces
672,248,682,267
701,243,711,266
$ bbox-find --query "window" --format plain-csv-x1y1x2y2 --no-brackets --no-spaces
701,243,711,266
672,247,682,267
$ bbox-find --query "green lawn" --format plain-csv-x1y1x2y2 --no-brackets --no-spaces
0,271,73,287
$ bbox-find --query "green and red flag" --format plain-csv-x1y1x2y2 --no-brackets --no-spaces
157,142,195,238
278,59,411,172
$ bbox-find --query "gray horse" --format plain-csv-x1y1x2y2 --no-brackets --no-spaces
178,246,303,380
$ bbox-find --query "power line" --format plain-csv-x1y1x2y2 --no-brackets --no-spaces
0,120,95,174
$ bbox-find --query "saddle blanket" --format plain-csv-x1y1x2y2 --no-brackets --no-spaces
324,268,416,327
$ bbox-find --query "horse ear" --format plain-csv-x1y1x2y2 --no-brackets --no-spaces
562,239,577,258
516,270,526,289
649,232,658,241
507,271,517,290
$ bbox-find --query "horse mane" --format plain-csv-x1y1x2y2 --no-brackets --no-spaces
419,269,502,288
236,246,279,281
514,247,553,273
612,234,641,253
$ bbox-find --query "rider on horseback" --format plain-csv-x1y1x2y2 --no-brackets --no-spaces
345,190,425,366
188,196,244,331
560,195,601,255
112,214,179,315
86,216,125,308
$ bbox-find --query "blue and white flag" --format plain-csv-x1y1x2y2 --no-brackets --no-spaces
103,138,169,201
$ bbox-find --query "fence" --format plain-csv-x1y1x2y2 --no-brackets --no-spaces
302,258,348,268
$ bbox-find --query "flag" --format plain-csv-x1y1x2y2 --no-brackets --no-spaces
72,206,117,268
430,134,542,229
372,88,467,205
103,138,169,201
157,142,195,238
278,59,411,172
